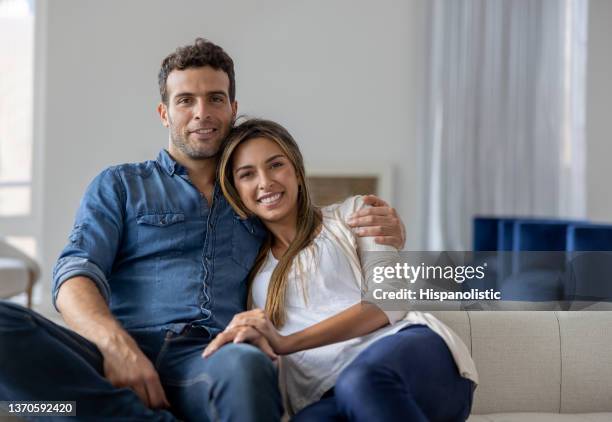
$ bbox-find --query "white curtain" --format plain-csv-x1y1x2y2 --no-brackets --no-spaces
420,0,588,250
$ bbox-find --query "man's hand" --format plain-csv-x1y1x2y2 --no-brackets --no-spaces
56,276,170,409
202,324,278,360
347,195,406,249
99,331,170,409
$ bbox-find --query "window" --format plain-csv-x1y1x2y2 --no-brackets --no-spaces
0,0,37,259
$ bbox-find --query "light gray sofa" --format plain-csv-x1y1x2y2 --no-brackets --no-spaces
431,311,612,422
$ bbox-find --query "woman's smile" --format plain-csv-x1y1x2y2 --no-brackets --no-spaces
257,191,284,207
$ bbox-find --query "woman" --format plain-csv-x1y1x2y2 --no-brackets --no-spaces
205,119,478,421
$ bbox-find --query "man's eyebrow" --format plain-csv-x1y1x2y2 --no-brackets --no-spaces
207,90,228,97
234,155,286,173
173,91,228,99
173,92,194,99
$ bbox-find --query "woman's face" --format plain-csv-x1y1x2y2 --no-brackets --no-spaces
232,137,300,225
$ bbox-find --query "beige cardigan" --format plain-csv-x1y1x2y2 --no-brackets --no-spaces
321,196,479,385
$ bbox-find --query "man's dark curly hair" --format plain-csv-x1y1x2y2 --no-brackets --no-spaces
158,38,235,104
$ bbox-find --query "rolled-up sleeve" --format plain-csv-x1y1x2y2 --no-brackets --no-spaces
52,168,125,310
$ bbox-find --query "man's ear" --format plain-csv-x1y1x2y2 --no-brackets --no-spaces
157,102,169,127
231,101,238,121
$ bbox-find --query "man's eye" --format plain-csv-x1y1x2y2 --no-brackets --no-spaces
211,96,225,103
177,98,191,104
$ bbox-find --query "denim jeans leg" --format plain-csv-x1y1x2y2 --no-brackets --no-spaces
331,325,473,422
159,337,282,422
0,301,175,421
290,395,343,422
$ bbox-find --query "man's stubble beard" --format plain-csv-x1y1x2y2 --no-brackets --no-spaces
168,115,235,160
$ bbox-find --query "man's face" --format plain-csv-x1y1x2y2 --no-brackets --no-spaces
158,66,237,162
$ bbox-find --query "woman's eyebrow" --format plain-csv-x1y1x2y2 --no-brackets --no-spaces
234,154,285,173
265,154,285,163
234,163,254,173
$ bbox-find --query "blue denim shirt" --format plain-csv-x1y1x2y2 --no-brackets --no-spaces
52,150,267,335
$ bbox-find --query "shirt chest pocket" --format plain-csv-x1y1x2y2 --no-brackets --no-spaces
136,212,186,256
231,217,263,271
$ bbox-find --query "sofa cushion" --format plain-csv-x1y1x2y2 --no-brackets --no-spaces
430,311,612,415
559,312,612,413
469,312,561,414
427,311,472,353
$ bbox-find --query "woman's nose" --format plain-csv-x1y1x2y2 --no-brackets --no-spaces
258,172,273,189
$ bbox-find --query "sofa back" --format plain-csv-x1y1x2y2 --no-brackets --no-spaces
430,311,612,414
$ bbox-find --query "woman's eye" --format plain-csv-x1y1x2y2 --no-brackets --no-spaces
271,162,283,169
238,171,253,179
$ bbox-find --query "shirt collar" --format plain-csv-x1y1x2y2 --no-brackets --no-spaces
157,149,188,176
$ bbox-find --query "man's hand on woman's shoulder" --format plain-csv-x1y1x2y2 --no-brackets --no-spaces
346,195,406,249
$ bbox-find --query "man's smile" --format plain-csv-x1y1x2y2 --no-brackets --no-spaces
191,127,216,134
189,126,218,140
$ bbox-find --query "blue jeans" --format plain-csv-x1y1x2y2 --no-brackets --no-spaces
0,302,282,421
292,325,474,422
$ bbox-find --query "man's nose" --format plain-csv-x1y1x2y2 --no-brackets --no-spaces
193,99,210,120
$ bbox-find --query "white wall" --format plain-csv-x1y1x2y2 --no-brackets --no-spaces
586,0,612,223
36,0,425,313
36,0,611,317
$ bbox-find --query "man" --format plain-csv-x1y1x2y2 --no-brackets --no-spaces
0,38,405,421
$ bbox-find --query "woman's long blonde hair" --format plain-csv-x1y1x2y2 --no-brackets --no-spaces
219,119,322,327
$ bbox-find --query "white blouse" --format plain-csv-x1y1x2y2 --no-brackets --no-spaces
251,196,478,415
